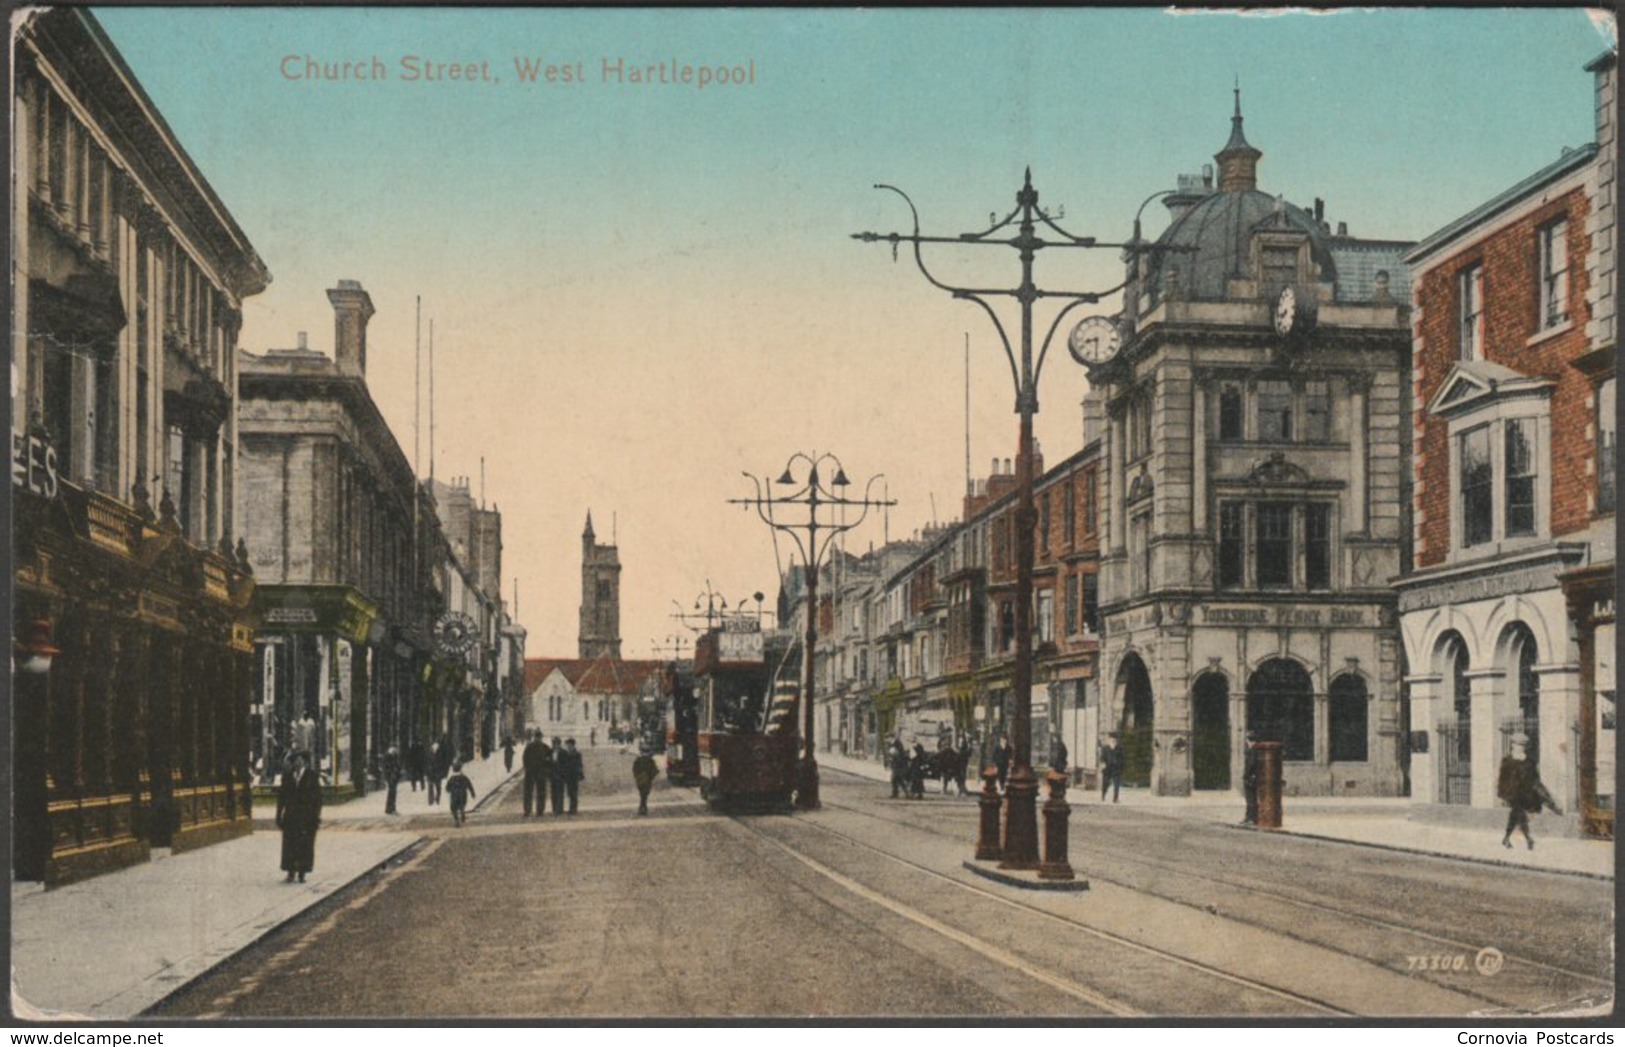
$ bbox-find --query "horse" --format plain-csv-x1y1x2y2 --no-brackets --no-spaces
924,746,973,796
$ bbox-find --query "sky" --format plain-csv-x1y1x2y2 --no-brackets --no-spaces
91,6,1615,659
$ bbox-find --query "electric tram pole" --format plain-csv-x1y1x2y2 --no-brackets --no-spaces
733,453,892,810
853,170,1182,868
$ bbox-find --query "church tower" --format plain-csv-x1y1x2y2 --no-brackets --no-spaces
578,511,622,659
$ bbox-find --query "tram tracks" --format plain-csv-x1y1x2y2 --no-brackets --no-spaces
704,797,1354,1016
811,795,1613,1016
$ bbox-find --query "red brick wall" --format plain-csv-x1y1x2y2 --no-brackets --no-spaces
1413,185,1593,568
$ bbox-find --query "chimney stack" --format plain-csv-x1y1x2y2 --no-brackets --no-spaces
327,280,375,377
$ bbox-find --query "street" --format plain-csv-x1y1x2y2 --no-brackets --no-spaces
148,749,1612,1019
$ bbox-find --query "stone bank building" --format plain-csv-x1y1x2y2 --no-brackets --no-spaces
1085,95,1413,797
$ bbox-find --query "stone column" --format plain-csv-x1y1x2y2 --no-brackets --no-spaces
1404,672,1442,804
1192,381,1208,533
1534,663,1582,811
1465,668,1506,809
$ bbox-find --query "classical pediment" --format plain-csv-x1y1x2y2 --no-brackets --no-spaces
1426,360,1555,417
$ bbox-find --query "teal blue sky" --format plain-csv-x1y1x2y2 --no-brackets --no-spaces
93,7,1615,656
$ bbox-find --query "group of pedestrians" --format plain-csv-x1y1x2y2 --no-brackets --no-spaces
378,736,457,816
520,730,585,816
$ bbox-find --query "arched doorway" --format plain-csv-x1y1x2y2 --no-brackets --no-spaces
1115,654,1154,787
1440,633,1471,805
1506,624,1540,771
1192,672,1230,789
1246,659,1314,761
1329,674,1369,762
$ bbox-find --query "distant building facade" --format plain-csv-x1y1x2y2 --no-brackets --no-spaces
1398,53,1616,837
238,282,440,794
12,9,269,883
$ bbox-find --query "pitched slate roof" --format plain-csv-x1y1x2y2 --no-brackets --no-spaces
522,656,663,697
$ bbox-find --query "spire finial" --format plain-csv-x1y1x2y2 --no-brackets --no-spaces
1234,75,1241,117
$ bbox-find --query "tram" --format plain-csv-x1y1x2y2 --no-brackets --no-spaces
686,625,800,810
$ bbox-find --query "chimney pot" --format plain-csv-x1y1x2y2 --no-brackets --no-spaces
326,280,375,378
1337,221,1348,236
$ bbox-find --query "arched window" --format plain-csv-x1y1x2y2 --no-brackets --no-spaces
1247,659,1314,761
1329,674,1368,762
1191,672,1230,790
1442,634,1471,805
1115,654,1155,787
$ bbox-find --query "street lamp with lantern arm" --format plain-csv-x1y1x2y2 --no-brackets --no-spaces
853,171,1190,868
732,453,894,810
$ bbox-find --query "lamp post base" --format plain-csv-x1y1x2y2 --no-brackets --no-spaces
974,765,1003,860
795,758,821,810
999,768,1040,870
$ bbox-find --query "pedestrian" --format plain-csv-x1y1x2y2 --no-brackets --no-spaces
559,738,585,814
446,762,477,827
1241,732,1260,825
632,749,659,815
993,736,1013,794
427,737,451,805
909,742,928,799
276,750,322,883
382,745,401,816
1100,731,1124,804
590,727,597,748
502,735,516,773
951,737,973,796
888,737,908,799
1498,734,1562,850
522,730,551,816
1050,737,1070,775
407,739,426,792
549,736,567,814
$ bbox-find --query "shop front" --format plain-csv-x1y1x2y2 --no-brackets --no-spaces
14,475,257,885
251,585,376,798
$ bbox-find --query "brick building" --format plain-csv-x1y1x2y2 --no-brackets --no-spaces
12,9,268,882
1084,93,1413,798
1398,52,1616,836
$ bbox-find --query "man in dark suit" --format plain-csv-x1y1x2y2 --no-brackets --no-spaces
559,738,585,814
549,737,568,814
276,750,322,883
521,731,551,816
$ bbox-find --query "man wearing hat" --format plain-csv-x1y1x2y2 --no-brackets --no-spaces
1497,733,1562,849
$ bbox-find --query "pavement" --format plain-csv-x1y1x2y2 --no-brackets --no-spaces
10,751,518,1022
9,746,1613,1022
814,750,1616,880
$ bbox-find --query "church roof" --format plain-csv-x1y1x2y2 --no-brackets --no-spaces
523,655,663,696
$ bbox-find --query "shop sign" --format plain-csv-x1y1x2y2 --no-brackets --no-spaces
11,430,59,499
265,607,319,624
1198,604,1366,627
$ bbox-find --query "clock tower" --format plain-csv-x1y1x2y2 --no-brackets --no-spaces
578,512,622,660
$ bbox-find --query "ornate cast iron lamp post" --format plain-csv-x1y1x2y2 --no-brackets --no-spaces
733,453,892,809
854,171,1183,868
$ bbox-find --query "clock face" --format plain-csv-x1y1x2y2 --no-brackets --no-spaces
1274,286,1297,336
1067,316,1121,366
434,612,478,657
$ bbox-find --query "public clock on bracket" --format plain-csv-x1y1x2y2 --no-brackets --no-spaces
1067,315,1122,367
434,611,479,658
1273,284,1316,339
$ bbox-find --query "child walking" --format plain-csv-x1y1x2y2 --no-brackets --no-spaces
446,763,477,827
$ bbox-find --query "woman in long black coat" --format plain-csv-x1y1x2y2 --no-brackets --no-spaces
276,750,323,882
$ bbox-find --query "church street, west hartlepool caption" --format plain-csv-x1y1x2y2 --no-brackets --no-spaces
279,53,759,88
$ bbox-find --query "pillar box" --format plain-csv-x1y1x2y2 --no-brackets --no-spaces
1255,740,1283,829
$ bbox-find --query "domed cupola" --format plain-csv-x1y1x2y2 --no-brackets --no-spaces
1136,88,1337,308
